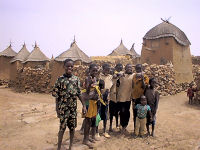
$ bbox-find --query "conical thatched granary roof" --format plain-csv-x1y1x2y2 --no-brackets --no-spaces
130,43,140,58
23,42,49,63
55,39,91,63
0,44,17,57
108,39,132,56
143,21,191,46
10,43,30,63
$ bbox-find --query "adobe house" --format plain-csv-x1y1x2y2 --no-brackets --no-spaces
50,39,91,86
141,20,193,83
10,43,30,81
0,44,17,80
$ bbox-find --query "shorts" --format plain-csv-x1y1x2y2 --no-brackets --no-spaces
109,101,119,117
100,104,108,120
59,108,77,131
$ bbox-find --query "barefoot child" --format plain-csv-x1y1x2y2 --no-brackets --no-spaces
109,63,123,132
117,64,133,133
82,63,105,148
134,96,152,138
132,64,149,130
187,84,195,104
98,63,113,138
145,78,159,136
52,59,86,150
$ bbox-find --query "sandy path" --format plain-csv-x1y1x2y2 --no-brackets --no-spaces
0,86,200,150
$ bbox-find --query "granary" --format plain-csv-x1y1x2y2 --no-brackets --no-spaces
0,44,17,81
108,39,133,56
130,43,141,64
10,43,30,80
23,42,50,69
141,20,193,83
50,38,91,85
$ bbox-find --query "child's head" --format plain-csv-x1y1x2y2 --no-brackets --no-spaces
102,63,110,75
110,67,115,75
99,79,105,90
125,64,132,74
141,95,147,106
149,78,156,89
89,63,98,78
135,64,142,73
63,59,74,75
115,63,123,72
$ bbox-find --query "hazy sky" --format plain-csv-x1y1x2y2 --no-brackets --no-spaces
0,0,199,58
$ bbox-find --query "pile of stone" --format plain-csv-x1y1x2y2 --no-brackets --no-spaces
192,56,200,65
193,65,200,82
0,80,9,86
14,67,51,93
142,63,190,96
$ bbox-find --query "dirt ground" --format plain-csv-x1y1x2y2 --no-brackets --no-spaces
0,86,200,150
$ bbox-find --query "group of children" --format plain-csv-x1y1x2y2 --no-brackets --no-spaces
52,59,160,150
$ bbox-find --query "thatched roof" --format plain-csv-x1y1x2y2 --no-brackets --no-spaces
55,39,91,63
108,40,132,56
144,21,191,46
23,42,49,63
10,43,30,63
130,43,140,58
0,44,17,57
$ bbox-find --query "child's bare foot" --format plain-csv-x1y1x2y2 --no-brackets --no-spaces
109,127,113,132
151,132,154,137
83,141,94,149
89,138,96,143
103,132,111,138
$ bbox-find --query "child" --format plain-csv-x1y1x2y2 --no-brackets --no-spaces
117,64,133,133
187,84,195,104
82,63,104,148
109,63,123,132
132,64,149,130
52,59,86,150
145,78,159,136
134,95,152,138
98,63,113,138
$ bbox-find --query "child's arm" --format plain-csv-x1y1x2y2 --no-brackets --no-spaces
147,106,152,122
52,79,61,118
77,78,87,115
154,91,160,115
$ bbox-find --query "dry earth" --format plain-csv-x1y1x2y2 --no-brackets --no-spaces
0,86,200,150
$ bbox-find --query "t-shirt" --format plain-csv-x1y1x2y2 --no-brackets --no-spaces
145,87,159,115
132,73,149,99
117,73,134,102
99,73,113,100
135,104,151,119
110,71,124,102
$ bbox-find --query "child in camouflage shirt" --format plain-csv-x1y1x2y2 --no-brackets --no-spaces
52,59,86,150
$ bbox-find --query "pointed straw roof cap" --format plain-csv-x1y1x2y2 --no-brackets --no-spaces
23,42,49,63
0,44,17,57
130,43,140,58
55,39,91,63
10,43,30,63
108,39,132,56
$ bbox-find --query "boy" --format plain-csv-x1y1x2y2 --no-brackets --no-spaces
117,64,133,133
145,78,159,136
82,63,104,148
109,63,123,132
98,63,113,138
134,96,152,138
187,84,195,104
132,64,149,130
52,59,86,150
